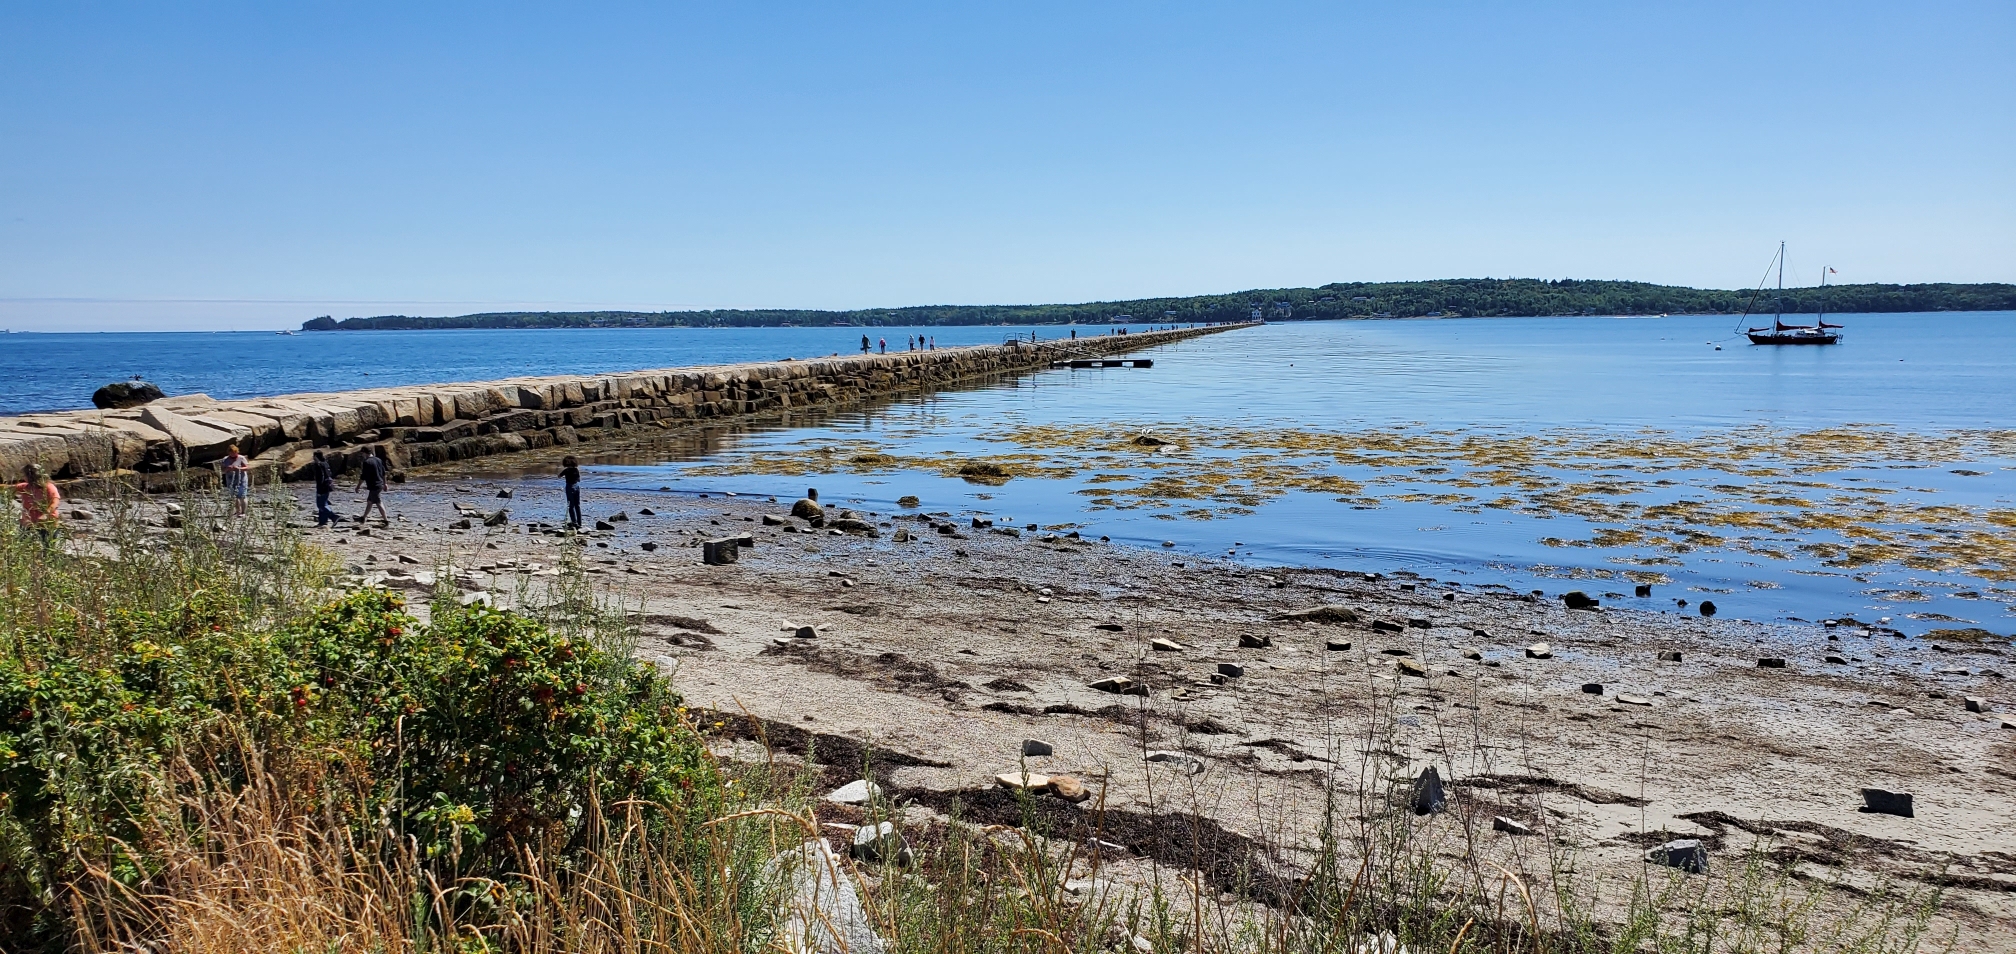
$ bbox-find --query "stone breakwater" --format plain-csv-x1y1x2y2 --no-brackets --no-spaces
0,324,1249,489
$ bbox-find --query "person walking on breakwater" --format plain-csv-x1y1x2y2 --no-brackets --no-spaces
561,455,583,529
221,445,252,516
354,446,390,525
860,334,871,353
310,450,340,527
13,463,60,548
878,337,887,354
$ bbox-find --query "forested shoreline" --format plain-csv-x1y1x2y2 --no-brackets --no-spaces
302,278,2016,330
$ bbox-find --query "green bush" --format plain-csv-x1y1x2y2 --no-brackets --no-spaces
1,579,714,941
280,590,714,862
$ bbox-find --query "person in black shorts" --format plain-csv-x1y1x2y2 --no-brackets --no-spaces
561,455,582,529
354,446,390,525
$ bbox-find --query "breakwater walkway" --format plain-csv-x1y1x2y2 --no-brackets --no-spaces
0,324,1252,488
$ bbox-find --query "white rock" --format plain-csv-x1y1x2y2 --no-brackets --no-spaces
822,779,882,805
769,840,887,954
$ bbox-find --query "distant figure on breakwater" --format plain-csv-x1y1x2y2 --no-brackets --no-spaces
879,337,887,354
860,334,870,352
221,445,251,516
310,450,340,527
929,335,936,350
14,463,60,547
354,446,389,525
907,335,915,351
561,455,583,529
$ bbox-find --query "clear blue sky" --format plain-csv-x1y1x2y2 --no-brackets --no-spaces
2,1,2010,330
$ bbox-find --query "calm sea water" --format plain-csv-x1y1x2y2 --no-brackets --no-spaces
0,324,1088,416
8,314,2014,633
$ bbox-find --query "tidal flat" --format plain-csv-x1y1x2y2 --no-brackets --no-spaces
664,421,2016,631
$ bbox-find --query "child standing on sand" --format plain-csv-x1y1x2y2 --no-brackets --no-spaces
13,464,60,547
561,455,583,529
220,445,252,516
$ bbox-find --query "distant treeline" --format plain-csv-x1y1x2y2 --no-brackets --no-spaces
301,278,2016,331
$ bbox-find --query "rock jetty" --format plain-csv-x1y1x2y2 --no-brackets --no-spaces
0,324,1248,487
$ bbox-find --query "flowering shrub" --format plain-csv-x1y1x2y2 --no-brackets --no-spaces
0,590,296,902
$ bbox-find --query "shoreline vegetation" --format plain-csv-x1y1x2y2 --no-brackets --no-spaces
0,478,1973,952
300,278,2016,331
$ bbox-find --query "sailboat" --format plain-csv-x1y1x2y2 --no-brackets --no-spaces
1742,242,1841,345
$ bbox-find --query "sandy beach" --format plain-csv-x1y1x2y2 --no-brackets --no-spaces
242,446,2016,944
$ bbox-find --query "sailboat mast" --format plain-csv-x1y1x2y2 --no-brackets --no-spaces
1774,242,1785,326
1818,266,1827,325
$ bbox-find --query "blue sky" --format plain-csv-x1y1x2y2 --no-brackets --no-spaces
2,1,2010,330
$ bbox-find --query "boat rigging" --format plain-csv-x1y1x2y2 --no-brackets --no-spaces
1739,242,1841,345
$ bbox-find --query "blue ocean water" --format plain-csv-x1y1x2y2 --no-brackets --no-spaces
0,324,1086,417
7,314,2013,633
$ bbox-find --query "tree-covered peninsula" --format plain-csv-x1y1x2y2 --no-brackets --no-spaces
302,278,2016,331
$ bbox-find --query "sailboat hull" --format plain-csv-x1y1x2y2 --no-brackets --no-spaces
1747,332,1839,345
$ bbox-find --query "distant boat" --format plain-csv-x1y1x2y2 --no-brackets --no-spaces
1742,242,1841,345
276,330,298,336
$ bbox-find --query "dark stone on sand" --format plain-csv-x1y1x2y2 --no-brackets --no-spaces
1581,683,1603,694
1757,658,1787,669
1634,584,1652,597
1410,766,1446,816
1238,633,1272,649
483,510,508,526
1860,788,1914,818
1562,590,1599,610
640,541,658,552
1646,839,1709,874
1699,600,1717,617
703,538,740,566
1325,639,1352,651
595,520,615,531
1659,651,1682,662
1216,663,1245,678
